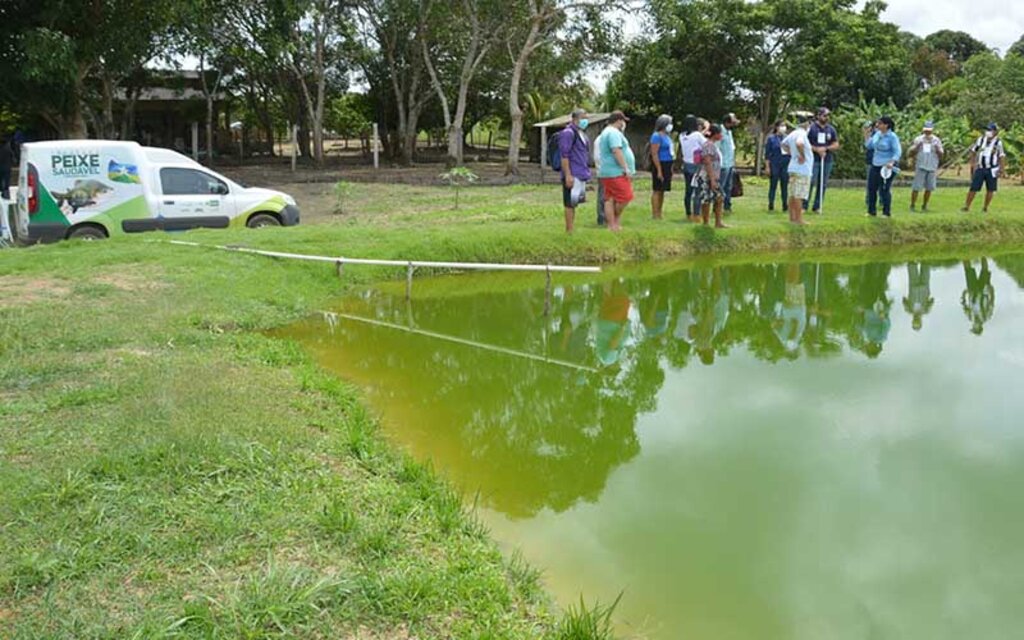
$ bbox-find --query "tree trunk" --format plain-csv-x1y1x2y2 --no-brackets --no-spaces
101,73,116,139
505,14,542,176
206,96,215,164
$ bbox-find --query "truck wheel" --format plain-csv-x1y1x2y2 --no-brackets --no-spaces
68,225,107,240
247,213,280,228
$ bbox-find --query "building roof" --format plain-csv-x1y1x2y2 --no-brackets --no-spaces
533,113,611,128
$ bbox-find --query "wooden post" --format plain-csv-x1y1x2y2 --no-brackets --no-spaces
540,124,547,184
191,122,199,162
335,259,344,279
406,262,415,300
291,124,298,173
372,122,380,169
544,265,552,316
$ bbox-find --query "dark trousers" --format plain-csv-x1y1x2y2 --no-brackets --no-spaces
596,180,606,225
683,162,700,216
768,159,789,209
0,168,10,200
720,167,735,210
803,157,833,211
867,165,894,216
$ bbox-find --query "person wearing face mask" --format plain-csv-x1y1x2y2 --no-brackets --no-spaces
597,110,636,232
679,116,706,222
557,108,592,233
716,113,740,212
864,115,902,218
806,107,839,214
962,123,1007,214
648,114,674,219
764,120,790,212
909,121,943,212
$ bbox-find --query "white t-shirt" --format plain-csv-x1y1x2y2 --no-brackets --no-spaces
783,128,812,177
680,132,706,164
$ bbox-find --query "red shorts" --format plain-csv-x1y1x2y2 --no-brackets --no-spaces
600,175,634,204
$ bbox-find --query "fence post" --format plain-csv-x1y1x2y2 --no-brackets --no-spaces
406,262,415,300
291,124,298,173
335,259,344,279
372,122,380,170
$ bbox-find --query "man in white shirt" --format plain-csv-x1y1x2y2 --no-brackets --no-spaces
962,123,1007,214
782,115,813,226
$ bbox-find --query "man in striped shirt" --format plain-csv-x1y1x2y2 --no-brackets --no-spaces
962,123,1007,214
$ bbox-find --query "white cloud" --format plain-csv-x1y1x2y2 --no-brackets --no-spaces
866,0,1023,54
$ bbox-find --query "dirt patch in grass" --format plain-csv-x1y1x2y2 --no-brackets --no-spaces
0,276,72,308
92,269,169,293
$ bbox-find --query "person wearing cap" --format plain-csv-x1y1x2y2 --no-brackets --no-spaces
908,121,944,212
962,123,1007,214
805,107,839,214
764,119,790,212
648,114,674,220
557,108,592,233
782,114,813,225
864,116,902,218
716,113,739,212
597,110,636,232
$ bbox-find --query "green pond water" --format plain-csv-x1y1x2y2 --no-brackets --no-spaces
276,251,1024,639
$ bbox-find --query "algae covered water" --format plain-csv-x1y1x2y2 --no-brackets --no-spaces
277,252,1024,639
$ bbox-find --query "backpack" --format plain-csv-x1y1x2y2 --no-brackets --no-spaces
548,128,579,172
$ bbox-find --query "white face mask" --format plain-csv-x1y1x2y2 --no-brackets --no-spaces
778,126,788,134
986,130,996,139
666,124,674,133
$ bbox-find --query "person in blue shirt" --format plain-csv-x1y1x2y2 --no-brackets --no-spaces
805,107,839,213
863,116,902,218
716,113,739,212
763,120,789,212
648,114,674,220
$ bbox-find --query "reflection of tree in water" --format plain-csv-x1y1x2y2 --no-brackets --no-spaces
304,254,1023,517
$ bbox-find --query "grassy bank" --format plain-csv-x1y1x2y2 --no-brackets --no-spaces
187,177,1024,268
2,179,1023,638
0,242,622,638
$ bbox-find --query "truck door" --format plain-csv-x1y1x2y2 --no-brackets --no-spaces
156,167,234,230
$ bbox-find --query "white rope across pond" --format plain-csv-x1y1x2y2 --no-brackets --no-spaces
165,240,602,273
165,239,601,306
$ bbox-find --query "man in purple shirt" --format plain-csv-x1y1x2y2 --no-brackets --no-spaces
559,108,592,233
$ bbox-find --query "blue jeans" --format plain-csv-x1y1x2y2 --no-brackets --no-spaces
867,165,894,216
683,162,701,216
720,167,734,210
768,159,788,209
804,156,833,211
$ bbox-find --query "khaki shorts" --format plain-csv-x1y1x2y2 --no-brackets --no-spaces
789,173,811,201
912,168,936,192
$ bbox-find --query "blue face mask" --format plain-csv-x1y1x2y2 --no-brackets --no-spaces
579,119,589,131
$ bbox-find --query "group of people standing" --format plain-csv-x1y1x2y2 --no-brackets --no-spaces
555,106,1011,233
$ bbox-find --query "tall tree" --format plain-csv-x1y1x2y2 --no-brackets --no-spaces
1009,34,1024,58
355,0,436,165
422,0,504,166
924,30,990,67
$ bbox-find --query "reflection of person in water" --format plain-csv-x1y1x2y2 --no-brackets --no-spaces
555,285,592,363
596,281,632,366
640,280,670,342
691,268,730,365
857,263,892,358
772,263,806,356
902,263,935,332
961,258,995,336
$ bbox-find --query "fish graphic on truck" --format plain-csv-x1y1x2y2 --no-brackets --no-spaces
13,140,300,243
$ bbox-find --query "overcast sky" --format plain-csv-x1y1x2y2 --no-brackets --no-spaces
873,0,1023,54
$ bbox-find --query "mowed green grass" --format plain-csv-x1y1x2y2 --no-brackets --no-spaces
0,244,578,638
2,177,1024,638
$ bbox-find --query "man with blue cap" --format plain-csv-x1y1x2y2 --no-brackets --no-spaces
909,120,943,212
963,123,1007,214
